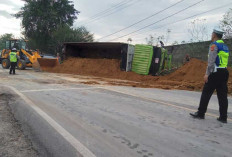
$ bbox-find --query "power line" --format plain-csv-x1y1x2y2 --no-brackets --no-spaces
107,0,205,42
79,0,139,25
130,2,232,40
79,0,131,23
88,0,131,20
83,0,142,25
97,0,185,41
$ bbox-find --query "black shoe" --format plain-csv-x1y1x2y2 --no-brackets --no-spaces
190,112,205,119
217,117,227,123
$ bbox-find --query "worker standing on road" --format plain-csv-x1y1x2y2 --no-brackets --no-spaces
190,28,230,123
9,48,18,75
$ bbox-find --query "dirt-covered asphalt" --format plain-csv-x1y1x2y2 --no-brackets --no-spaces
0,67,231,157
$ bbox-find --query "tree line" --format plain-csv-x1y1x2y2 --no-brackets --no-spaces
0,0,94,54
0,1,231,52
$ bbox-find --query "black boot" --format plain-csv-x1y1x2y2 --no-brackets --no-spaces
217,117,227,123
190,112,205,119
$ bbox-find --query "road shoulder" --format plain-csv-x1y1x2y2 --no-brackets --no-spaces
0,92,38,157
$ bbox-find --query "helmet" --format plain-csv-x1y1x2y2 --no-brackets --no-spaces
213,27,225,35
12,48,17,51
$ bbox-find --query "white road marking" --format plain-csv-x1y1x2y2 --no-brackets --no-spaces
99,86,232,122
20,87,99,93
4,85,96,157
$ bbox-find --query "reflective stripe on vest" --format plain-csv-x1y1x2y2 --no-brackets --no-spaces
213,40,229,68
9,52,17,62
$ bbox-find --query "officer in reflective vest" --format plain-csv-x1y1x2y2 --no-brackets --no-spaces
190,28,229,123
9,48,18,75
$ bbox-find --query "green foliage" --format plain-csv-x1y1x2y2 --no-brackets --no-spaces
49,25,94,54
0,33,14,50
14,0,80,53
220,8,232,39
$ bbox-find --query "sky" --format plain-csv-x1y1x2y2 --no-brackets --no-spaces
0,0,232,45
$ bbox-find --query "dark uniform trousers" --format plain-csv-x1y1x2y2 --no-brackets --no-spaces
9,62,17,74
198,69,229,120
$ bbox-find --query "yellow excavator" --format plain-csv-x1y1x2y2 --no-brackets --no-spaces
0,39,58,70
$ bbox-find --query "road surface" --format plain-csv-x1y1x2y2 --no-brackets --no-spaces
0,68,231,157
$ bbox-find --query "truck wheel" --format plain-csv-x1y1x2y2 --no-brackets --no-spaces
2,59,10,69
17,60,26,70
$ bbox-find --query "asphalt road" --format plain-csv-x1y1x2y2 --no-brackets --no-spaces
0,68,231,157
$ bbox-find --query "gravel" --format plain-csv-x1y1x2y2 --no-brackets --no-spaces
0,93,38,157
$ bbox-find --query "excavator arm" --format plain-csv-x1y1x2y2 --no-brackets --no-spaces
21,49,59,70
20,49,41,64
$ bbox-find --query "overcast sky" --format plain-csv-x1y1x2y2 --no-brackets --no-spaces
0,0,232,45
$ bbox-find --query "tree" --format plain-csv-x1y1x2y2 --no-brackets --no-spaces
146,35,165,46
181,41,186,44
146,29,171,46
188,18,209,42
127,38,132,44
155,35,164,46
146,35,155,46
15,0,79,52
172,41,179,45
0,33,14,50
186,18,210,59
50,25,94,54
220,8,232,39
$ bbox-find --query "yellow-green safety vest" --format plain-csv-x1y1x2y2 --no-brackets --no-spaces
9,52,17,62
213,40,229,68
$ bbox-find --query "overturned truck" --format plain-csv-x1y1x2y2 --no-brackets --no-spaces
63,42,135,72
61,42,172,76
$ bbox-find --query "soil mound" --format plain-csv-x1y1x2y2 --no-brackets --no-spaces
162,58,207,82
42,58,232,93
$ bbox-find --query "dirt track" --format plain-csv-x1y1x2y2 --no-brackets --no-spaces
41,58,232,93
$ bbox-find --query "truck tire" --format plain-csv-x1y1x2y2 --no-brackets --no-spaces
17,60,26,70
2,59,10,69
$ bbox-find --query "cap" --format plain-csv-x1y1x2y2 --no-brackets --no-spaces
12,48,17,51
213,27,225,35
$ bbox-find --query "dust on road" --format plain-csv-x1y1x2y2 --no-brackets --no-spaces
41,58,232,93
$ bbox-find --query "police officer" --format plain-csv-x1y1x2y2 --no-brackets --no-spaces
9,48,18,75
190,28,229,123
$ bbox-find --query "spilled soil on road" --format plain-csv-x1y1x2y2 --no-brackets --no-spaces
41,58,232,93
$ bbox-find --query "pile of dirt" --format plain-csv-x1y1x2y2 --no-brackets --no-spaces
42,58,232,93
163,59,207,82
